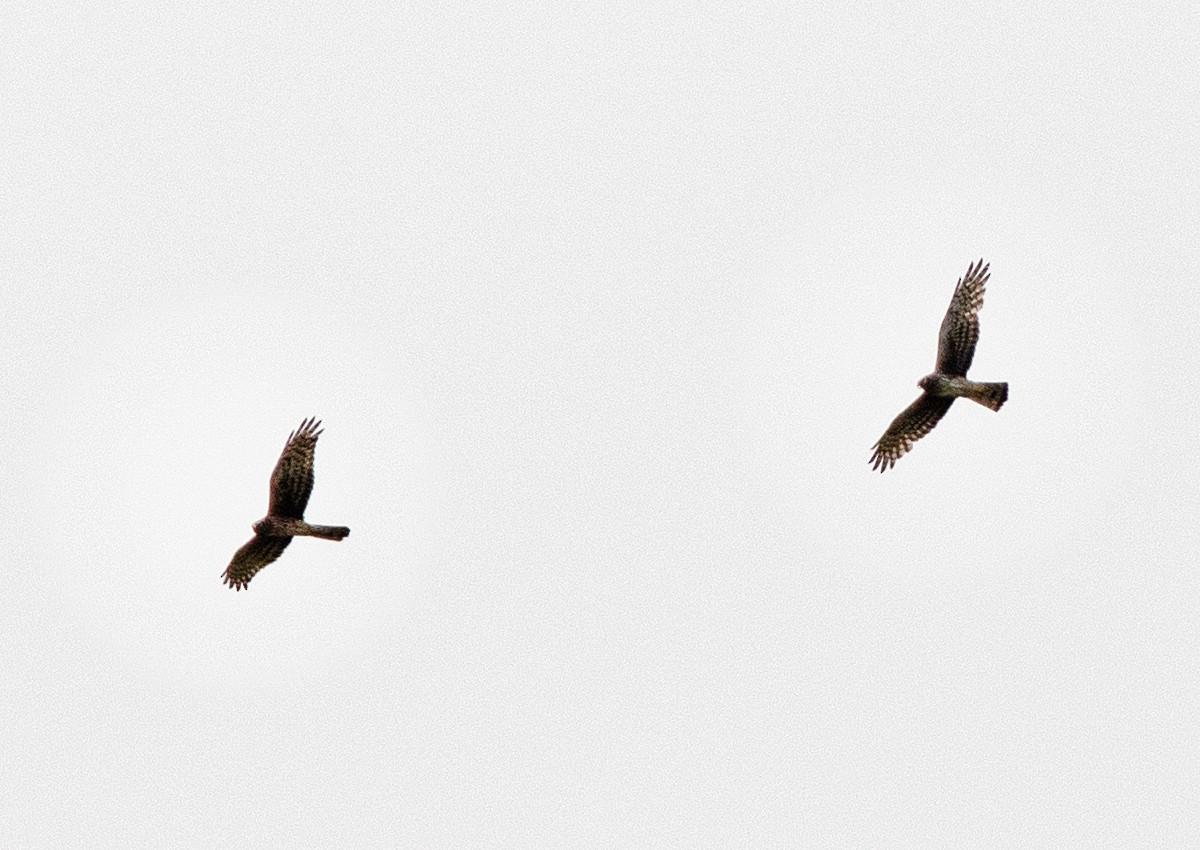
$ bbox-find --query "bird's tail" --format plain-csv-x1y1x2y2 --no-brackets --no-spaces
967,381,1008,412
299,524,350,541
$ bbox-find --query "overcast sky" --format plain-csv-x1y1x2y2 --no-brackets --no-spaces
3,1,1199,847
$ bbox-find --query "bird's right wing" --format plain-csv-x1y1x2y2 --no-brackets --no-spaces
870,394,955,472
222,536,292,591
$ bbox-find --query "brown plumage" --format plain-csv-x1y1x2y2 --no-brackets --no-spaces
222,418,349,590
870,260,1009,472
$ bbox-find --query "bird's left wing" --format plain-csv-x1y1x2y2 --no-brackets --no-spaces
935,259,988,376
267,417,322,519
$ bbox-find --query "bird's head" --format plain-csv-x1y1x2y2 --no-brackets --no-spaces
252,518,269,535
917,374,938,391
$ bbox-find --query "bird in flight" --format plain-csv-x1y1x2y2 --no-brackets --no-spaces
222,418,350,590
870,259,1008,472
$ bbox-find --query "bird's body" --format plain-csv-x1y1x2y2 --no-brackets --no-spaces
870,260,1008,471
917,373,1008,410
251,516,349,539
223,418,349,590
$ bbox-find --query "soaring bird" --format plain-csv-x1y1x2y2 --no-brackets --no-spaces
222,418,349,590
870,260,1008,472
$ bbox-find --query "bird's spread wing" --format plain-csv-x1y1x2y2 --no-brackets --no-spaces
268,417,322,518
870,394,955,472
935,259,988,376
223,535,292,590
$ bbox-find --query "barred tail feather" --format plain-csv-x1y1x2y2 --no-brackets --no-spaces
969,381,1008,412
301,524,350,540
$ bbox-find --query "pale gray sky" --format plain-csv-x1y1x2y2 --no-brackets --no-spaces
3,1,1199,847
